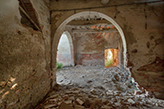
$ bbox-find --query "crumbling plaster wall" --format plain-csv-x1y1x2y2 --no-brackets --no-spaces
0,0,51,108
51,0,164,99
73,32,120,66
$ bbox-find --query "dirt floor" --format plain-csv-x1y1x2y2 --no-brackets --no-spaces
36,66,164,109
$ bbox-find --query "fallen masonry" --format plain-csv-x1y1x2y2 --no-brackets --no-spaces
35,66,164,109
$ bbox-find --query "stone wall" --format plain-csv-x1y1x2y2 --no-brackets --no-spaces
0,0,51,108
50,0,164,99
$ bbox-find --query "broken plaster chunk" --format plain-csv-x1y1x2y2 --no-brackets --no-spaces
113,91,120,96
62,95,69,100
65,91,72,94
48,98,58,103
63,80,71,85
75,98,84,105
128,98,135,104
114,102,121,107
44,103,58,108
104,79,108,83
106,90,113,96
88,94,98,98
0,89,5,94
72,88,79,91
57,101,62,106
64,100,72,105
49,94,58,99
0,81,6,88
90,89,97,95
72,90,80,94
69,96,75,100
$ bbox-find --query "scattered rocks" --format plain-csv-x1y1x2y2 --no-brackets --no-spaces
90,89,97,95
0,81,6,88
75,98,84,105
128,98,135,104
62,95,69,100
106,90,113,96
35,86,164,109
36,66,164,109
44,104,58,108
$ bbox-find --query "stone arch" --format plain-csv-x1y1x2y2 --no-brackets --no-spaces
52,11,127,69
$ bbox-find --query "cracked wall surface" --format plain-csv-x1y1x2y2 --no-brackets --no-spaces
73,32,120,66
0,0,164,108
0,0,51,108
51,0,164,99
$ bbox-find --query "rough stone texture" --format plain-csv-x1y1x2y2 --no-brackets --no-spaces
0,0,51,108
50,0,164,99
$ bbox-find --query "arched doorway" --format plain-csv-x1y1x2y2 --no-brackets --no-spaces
52,11,127,70
56,31,74,67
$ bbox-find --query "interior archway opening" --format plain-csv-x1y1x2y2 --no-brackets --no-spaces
56,31,74,68
49,11,151,108
54,11,129,86
53,11,143,100
52,11,127,70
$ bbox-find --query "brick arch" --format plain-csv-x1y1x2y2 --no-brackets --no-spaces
51,11,127,69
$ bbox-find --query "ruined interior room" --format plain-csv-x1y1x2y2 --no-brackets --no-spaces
0,0,164,109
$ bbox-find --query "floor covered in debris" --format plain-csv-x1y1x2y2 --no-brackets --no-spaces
36,66,164,109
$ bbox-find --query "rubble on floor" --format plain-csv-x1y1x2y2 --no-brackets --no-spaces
35,66,164,109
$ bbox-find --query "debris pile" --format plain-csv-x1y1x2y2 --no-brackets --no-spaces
35,86,164,109
35,66,164,109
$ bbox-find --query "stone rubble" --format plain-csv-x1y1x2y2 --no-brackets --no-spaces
35,66,164,109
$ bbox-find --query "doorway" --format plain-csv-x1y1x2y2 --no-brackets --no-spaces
105,49,118,68
56,32,74,67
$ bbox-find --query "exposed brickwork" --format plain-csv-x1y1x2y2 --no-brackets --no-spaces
76,53,104,66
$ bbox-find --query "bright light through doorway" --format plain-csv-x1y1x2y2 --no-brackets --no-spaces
105,49,118,68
